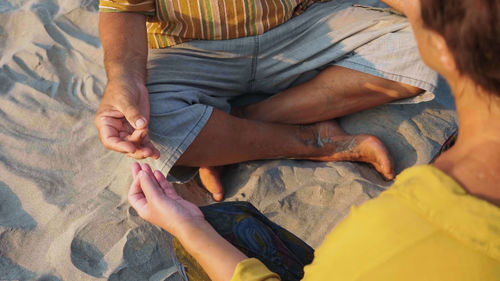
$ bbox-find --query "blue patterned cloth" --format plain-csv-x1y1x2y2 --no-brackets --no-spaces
173,201,314,281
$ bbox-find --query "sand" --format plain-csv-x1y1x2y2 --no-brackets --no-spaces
0,0,457,280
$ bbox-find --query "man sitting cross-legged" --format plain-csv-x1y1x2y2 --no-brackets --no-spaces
95,0,438,201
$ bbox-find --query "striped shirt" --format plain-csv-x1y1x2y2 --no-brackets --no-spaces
99,0,330,48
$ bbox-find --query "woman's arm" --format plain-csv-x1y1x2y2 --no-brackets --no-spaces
177,220,249,280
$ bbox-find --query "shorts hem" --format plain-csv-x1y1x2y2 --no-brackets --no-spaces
333,60,437,93
156,106,214,179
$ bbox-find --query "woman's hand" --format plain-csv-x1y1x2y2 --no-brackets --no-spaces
128,162,252,281
128,162,204,237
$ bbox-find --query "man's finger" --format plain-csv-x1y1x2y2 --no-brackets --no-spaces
123,121,135,133
98,115,127,130
102,136,137,154
141,137,160,159
97,116,136,152
126,128,148,143
121,103,148,130
126,146,154,159
143,142,160,159
126,151,147,159
152,148,160,159
98,123,137,153
95,109,125,128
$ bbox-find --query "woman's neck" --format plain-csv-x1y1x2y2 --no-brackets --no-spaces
434,77,500,207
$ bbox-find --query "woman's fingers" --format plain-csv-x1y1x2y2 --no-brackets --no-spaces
154,170,180,199
128,174,148,213
131,163,166,200
141,163,154,176
131,162,141,178
137,170,163,200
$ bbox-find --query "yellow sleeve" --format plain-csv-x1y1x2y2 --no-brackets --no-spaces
99,0,155,16
230,258,281,281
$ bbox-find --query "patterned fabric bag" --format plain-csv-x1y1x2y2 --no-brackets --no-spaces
173,201,314,281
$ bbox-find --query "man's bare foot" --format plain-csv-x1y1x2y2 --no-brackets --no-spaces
305,121,395,180
199,166,224,201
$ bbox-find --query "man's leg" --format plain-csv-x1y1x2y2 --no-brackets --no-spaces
233,66,422,124
182,67,421,171
193,66,422,200
177,109,393,201
152,2,436,200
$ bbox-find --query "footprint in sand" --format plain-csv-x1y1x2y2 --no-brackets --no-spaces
0,181,36,230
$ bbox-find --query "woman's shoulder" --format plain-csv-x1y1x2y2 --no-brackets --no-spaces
302,165,500,280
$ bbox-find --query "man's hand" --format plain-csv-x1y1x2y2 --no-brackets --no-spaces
128,163,205,237
95,79,160,159
96,12,155,159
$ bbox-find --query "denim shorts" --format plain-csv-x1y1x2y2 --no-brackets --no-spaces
146,0,439,182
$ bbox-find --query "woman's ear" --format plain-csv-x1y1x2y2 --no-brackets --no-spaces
431,32,458,74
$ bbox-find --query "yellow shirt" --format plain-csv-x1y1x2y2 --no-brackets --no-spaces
231,165,500,281
99,0,329,48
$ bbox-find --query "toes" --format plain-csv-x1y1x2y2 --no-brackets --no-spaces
212,192,224,202
199,166,224,201
378,165,395,181
377,155,395,181
357,135,394,180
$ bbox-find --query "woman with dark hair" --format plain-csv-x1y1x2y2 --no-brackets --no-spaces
127,0,500,280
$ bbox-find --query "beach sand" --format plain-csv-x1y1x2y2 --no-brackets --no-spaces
0,0,457,280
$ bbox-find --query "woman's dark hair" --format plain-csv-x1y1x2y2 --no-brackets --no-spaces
420,0,500,93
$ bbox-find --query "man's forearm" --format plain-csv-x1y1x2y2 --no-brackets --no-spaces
99,12,148,83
